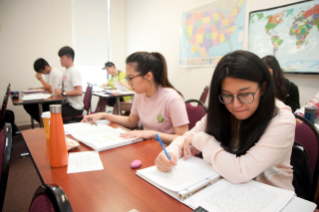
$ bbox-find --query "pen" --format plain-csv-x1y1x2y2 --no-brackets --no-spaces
87,118,98,126
155,134,171,160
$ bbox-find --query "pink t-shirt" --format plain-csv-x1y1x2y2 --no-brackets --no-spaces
131,86,189,134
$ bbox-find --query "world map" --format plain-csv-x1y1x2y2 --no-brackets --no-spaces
249,0,319,73
179,0,246,67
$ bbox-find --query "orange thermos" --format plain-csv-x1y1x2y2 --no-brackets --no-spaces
49,104,68,167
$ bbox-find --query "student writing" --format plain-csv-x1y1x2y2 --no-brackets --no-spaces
96,61,131,112
82,52,189,144
155,50,295,191
23,58,62,123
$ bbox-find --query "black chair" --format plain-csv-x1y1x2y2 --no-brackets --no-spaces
29,184,73,212
185,99,207,130
293,114,319,202
0,123,12,211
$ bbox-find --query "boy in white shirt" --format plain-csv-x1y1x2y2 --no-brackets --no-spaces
23,58,62,123
55,46,84,117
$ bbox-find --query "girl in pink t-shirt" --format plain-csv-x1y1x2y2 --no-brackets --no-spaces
155,50,295,191
82,52,189,144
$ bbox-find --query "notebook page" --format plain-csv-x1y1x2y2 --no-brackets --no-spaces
184,179,294,212
136,157,219,192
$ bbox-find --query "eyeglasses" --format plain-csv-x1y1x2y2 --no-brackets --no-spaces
218,87,260,105
125,74,142,83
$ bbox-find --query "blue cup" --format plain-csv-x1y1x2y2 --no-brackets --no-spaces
304,106,318,125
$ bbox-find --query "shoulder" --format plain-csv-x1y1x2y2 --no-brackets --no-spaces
272,100,295,124
285,78,298,90
159,87,182,99
118,71,125,77
51,68,62,76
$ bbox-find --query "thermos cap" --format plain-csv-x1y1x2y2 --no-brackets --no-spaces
50,104,62,114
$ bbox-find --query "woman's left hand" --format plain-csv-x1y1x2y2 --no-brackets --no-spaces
120,130,155,142
182,135,198,160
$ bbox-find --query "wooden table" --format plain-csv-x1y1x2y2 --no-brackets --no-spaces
11,92,65,127
22,124,191,212
93,91,134,114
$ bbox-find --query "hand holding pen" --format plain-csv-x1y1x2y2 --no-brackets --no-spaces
155,134,177,172
87,117,98,126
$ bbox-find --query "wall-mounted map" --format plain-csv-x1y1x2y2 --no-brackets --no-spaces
179,0,246,67
249,0,319,74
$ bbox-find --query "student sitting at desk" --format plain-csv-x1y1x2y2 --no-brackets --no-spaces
82,52,189,144
262,55,300,113
155,50,295,191
23,58,62,123
55,46,84,117
96,61,132,112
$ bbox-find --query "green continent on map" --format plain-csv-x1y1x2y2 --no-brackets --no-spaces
271,36,283,55
289,5,319,48
265,12,284,34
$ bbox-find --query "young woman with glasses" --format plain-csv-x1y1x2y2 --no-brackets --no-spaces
82,52,189,144
155,50,295,191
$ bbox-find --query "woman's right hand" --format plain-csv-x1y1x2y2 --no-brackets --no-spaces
155,152,177,172
81,113,105,124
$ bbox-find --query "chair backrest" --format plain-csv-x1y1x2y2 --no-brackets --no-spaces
294,114,319,200
199,86,209,104
0,123,12,210
29,184,73,212
185,99,207,130
0,84,10,124
83,84,93,114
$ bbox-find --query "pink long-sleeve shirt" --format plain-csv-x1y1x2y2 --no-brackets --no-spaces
166,100,295,191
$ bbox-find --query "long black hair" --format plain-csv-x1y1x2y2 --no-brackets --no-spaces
206,50,276,156
262,55,288,104
126,52,183,97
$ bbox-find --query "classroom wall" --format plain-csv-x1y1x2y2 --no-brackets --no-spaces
0,0,73,125
127,0,319,106
0,0,127,125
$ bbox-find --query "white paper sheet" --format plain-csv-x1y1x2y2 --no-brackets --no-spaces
21,93,51,101
67,151,104,173
184,179,294,212
136,157,219,192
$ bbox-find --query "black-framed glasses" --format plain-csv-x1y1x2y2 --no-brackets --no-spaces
218,87,260,105
125,74,142,83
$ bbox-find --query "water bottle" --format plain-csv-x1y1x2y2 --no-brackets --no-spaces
49,104,68,167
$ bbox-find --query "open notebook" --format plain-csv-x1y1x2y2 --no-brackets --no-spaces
63,122,143,151
136,157,315,212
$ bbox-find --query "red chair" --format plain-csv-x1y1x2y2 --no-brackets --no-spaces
0,84,10,127
0,123,12,210
185,99,207,130
294,114,319,202
62,83,93,123
29,184,72,212
199,86,209,105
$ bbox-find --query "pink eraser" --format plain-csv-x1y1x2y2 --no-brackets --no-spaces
131,160,142,169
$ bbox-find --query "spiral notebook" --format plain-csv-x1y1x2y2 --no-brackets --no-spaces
64,122,143,151
136,157,308,212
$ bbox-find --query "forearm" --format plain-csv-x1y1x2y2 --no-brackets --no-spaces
102,113,137,129
65,89,82,96
39,79,52,93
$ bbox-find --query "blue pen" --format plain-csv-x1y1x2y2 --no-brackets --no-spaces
156,134,171,160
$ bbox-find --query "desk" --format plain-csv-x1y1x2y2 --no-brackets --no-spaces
22,126,317,212
22,124,190,212
93,91,135,115
11,92,65,128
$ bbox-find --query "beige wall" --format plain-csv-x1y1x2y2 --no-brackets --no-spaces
0,0,127,125
127,0,319,106
0,0,73,125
